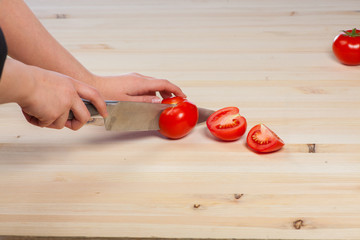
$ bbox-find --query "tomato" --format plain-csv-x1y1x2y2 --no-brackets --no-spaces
332,28,360,65
206,107,247,141
159,97,199,139
246,124,284,153
161,96,186,105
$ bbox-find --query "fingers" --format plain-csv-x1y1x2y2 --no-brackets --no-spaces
65,97,91,130
147,78,187,99
22,80,102,131
46,112,70,129
63,79,108,131
73,80,108,118
125,95,162,103
125,80,186,103
19,67,106,131
131,72,187,99
159,91,173,100
67,80,108,130
23,107,79,130
22,109,70,129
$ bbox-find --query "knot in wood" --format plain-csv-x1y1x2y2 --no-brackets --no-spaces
234,193,244,199
293,219,304,229
307,144,316,153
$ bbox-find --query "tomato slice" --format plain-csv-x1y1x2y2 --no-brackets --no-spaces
159,97,199,139
246,124,284,153
206,107,247,141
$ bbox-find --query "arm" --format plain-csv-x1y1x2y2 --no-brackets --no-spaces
0,0,186,102
0,0,93,84
0,17,107,131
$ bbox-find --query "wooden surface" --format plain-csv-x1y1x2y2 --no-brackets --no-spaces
1,0,360,239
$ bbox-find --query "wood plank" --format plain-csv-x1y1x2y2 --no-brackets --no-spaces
1,0,360,239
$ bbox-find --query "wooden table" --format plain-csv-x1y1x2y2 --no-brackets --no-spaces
1,0,360,239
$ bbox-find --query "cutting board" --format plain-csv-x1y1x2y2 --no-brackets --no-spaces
1,0,360,239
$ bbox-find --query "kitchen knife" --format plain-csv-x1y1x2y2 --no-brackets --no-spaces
68,100,215,131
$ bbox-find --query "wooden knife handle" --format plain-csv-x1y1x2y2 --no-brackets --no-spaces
68,100,100,120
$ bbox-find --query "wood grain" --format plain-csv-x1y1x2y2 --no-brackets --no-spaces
1,0,360,239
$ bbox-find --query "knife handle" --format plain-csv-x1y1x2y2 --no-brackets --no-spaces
68,100,100,120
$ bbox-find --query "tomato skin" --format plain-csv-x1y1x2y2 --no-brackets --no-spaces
161,96,185,105
332,29,360,66
159,97,199,139
206,107,247,141
246,124,284,153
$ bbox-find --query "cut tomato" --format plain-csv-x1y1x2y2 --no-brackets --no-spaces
246,124,284,153
161,96,185,105
159,97,199,139
206,107,247,141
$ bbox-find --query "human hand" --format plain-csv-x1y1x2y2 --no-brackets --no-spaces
93,72,186,102
20,66,108,130
0,58,107,130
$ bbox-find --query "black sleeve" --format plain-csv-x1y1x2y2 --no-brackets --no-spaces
0,27,7,79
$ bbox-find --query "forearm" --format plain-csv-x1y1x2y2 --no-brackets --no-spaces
0,0,95,85
0,57,34,105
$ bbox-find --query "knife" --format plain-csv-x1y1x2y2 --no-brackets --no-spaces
68,100,215,131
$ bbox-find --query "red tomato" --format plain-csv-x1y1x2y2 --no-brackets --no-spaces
161,96,185,105
159,97,199,139
247,124,284,153
206,107,247,141
332,28,360,65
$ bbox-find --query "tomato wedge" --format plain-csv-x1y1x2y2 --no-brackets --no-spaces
206,107,247,141
246,124,284,153
159,97,199,139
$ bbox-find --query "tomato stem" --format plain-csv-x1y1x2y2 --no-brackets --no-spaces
343,28,360,37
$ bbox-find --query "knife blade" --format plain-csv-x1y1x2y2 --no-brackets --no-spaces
68,100,215,131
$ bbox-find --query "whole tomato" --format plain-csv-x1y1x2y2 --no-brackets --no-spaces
332,28,360,65
159,97,199,139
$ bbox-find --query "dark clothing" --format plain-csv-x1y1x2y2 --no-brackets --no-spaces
0,27,7,79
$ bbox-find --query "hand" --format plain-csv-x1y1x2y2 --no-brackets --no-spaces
20,66,108,130
93,72,186,102
0,58,107,130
